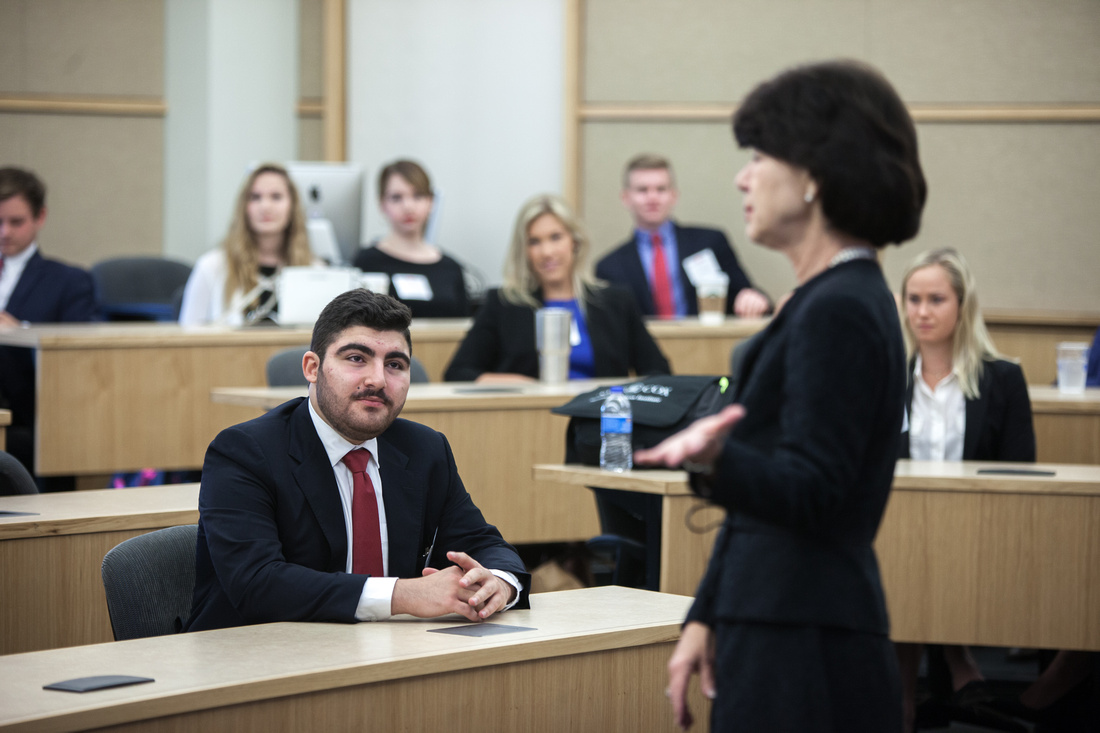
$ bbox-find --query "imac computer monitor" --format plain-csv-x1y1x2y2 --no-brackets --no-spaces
285,161,364,265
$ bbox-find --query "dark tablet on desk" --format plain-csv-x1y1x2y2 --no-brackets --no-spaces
975,468,1056,476
44,675,154,693
428,623,535,637
0,510,38,517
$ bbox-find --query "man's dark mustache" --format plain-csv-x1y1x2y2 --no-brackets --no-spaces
353,388,391,406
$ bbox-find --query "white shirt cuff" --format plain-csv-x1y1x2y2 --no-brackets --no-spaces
491,570,522,611
355,577,399,621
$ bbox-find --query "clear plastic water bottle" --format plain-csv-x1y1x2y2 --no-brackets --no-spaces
600,386,633,472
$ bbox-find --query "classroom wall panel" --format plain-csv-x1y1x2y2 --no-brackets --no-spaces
578,0,1100,311
0,114,163,266
869,0,1100,103
0,0,163,97
881,123,1100,312
584,0,867,103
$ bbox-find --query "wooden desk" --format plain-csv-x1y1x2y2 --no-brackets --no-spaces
985,309,1099,386
1029,386,1100,464
0,408,9,451
646,316,766,375
0,484,200,655
212,382,610,546
535,460,1100,651
0,587,705,733
1,318,751,478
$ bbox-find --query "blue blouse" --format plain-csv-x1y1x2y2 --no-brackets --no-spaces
545,298,595,379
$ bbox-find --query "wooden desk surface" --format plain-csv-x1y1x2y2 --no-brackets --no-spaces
0,485,201,655
1029,386,1100,464
536,461,1100,650
0,484,200,540
0,587,698,733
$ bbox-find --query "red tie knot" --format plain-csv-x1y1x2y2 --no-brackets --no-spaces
341,448,372,474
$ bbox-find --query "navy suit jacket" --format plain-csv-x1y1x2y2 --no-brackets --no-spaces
687,260,904,635
595,224,758,317
185,398,530,631
0,251,98,428
443,285,670,381
900,358,1036,462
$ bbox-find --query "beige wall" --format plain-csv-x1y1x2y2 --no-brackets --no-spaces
0,0,164,268
580,0,1100,311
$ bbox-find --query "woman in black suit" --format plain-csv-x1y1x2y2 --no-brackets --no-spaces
895,247,1035,730
444,194,669,382
635,61,927,732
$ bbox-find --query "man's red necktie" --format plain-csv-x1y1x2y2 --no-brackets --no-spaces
650,231,675,318
341,449,384,577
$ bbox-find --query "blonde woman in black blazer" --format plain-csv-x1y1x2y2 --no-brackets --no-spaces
896,248,1035,731
636,61,926,732
444,194,669,383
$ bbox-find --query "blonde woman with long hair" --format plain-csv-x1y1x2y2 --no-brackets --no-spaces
179,163,313,325
895,247,1035,731
444,194,669,382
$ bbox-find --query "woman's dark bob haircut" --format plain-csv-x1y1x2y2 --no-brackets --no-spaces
734,60,927,248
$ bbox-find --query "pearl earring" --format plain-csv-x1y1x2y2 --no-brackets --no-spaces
804,190,814,203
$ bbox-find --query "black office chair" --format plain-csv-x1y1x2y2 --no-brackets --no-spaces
265,346,431,387
0,450,38,496
101,525,198,640
91,256,193,321
586,488,662,590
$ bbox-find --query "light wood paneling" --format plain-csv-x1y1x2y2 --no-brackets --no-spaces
0,0,164,97
870,0,1100,103
583,0,866,103
298,0,324,101
0,113,163,267
1030,386,1100,465
985,317,1099,386
576,0,1100,314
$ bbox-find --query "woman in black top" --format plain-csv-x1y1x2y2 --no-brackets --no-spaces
353,160,469,318
636,61,927,732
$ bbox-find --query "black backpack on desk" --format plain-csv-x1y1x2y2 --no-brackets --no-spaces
551,375,733,466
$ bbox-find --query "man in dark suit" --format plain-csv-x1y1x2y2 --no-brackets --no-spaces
595,154,770,318
185,289,530,631
0,167,98,482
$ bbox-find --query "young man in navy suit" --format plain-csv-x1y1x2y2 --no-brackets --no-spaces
185,289,530,631
0,167,98,482
595,154,770,318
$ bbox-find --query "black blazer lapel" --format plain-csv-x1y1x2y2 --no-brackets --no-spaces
620,237,656,315
376,436,426,578
963,366,992,460
6,251,45,313
287,399,348,566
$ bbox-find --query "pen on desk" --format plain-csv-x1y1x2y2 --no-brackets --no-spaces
421,527,439,570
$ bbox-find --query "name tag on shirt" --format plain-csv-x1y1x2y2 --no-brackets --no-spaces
682,248,723,287
392,273,434,301
570,319,581,346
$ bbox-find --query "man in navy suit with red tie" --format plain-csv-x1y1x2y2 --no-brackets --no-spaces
0,167,98,482
595,154,770,319
185,289,530,631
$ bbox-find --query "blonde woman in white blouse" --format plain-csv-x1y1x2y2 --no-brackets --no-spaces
895,248,1035,731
